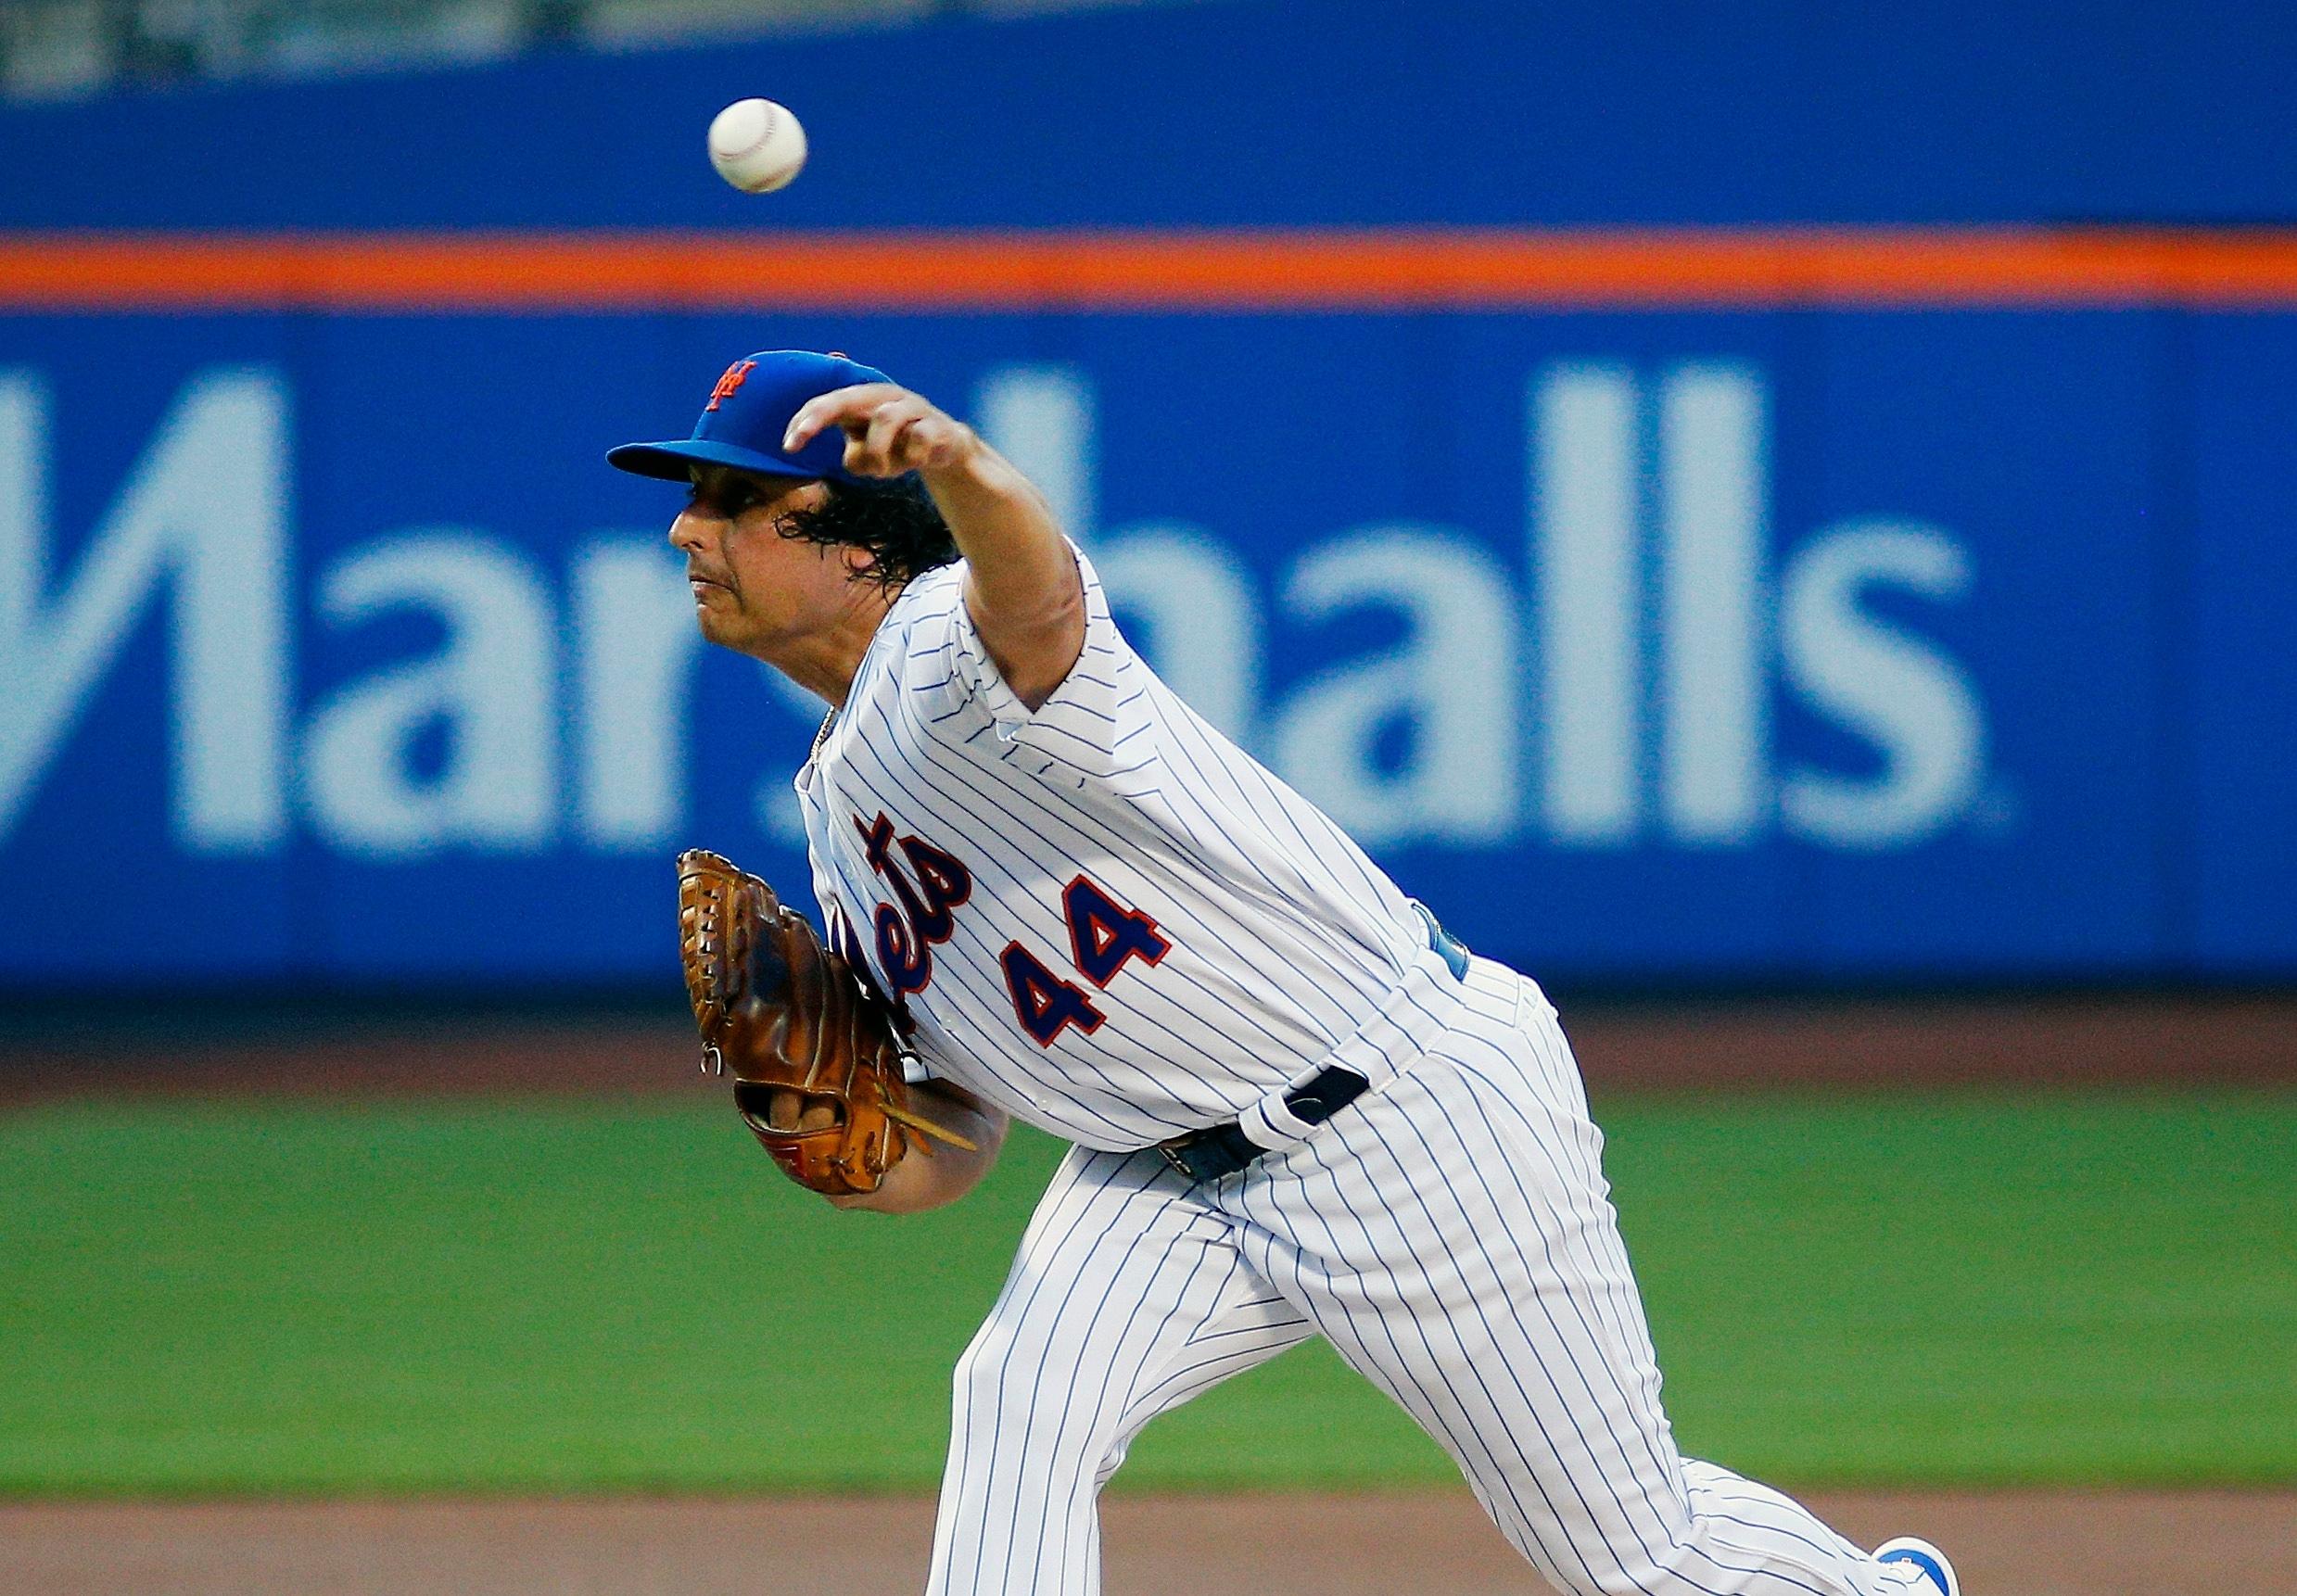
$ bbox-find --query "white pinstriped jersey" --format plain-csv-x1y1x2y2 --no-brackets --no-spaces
794,546,1430,1150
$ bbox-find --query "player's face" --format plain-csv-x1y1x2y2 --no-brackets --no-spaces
668,465,854,654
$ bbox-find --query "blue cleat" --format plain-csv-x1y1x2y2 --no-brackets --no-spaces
1874,1536,1961,1596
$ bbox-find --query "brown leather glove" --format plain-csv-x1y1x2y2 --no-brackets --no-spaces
676,847,972,1197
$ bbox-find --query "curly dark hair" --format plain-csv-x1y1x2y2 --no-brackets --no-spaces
779,475,958,590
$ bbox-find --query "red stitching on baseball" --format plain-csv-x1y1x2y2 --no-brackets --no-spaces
717,105,778,162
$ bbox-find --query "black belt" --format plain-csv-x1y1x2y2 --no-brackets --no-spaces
1155,903,1469,1185
1157,1063,1368,1184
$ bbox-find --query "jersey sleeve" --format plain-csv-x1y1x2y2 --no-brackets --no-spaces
933,543,1159,791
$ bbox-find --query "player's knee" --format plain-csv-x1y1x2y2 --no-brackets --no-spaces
949,1318,1034,1437
949,1315,1112,1463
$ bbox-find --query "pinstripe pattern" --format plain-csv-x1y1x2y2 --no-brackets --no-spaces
793,550,1925,1595
926,1146,1315,1594
927,964,1926,1596
795,549,1425,1149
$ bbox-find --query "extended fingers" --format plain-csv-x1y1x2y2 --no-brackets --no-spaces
781,383,903,453
782,384,971,476
903,412,972,471
856,399,925,473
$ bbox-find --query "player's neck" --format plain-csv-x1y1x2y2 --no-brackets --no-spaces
759,583,900,707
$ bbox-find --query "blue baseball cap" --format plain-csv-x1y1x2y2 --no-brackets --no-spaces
606,349,893,487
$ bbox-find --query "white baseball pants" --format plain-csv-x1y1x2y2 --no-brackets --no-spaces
924,957,1929,1596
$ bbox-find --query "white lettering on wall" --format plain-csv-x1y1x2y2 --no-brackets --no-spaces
1272,527,1519,845
0,367,289,851
1526,361,1983,851
1780,521,1984,848
0,356,1992,866
573,535,700,851
1658,364,1770,844
304,532,555,859
1531,365,1641,846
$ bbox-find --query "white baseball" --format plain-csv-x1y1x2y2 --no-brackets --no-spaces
707,98,807,194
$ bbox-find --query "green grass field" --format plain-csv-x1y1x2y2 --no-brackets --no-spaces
1,1089,2290,1496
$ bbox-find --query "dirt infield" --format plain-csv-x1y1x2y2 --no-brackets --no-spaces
4,991,2293,1106
6,1490,2291,1595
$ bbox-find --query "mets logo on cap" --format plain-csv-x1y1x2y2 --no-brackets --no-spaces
705,359,758,412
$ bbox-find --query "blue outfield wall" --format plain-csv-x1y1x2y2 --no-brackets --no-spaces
1,305,2291,984
1,0,2294,231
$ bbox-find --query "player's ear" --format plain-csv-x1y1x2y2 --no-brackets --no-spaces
841,543,882,581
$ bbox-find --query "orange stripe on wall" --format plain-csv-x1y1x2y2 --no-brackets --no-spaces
7,228,2297,310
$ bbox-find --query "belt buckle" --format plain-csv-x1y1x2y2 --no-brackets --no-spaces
1157,1139,1198,1182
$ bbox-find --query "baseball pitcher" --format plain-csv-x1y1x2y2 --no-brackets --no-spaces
610,350,1961,1596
